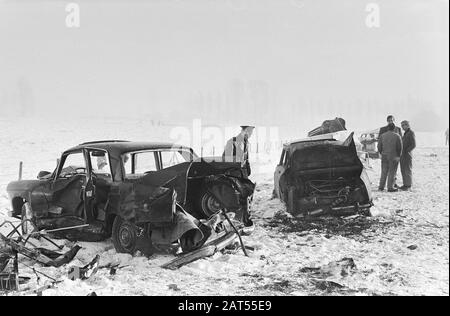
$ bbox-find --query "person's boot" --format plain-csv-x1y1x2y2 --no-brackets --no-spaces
388,188,399,192
400,186,411,191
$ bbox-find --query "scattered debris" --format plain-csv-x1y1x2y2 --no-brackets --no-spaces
300,258,357,278
162,231,238,270
407,245,418,251
0,273,18,291
68,255,100,281
1,233,82,268
269,212,394,240
308,117,347,137
168,284,180,291
0,247,13,273
312,279,345,292
262,280,291,293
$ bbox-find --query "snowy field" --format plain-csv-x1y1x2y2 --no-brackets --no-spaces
0,117,448,296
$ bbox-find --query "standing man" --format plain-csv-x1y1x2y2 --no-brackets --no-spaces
445,128,449,146
223,125,255,178
379,115,402,137
400,121,416,191
378,115,402,188
378,123,403,192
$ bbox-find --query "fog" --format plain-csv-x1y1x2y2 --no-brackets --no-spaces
0,0,448,134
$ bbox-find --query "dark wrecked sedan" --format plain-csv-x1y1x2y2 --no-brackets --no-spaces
6,141,255,254
273,133,373,217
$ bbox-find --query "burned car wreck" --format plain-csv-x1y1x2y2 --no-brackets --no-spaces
274,132,373,217
6,141,255,254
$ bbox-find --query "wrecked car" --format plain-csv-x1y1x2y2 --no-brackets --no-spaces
273,133,373,217
6,141,255,254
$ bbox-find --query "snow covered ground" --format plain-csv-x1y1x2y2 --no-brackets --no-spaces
0,117,448,296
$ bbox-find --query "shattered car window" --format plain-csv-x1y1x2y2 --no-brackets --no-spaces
59,152,86,178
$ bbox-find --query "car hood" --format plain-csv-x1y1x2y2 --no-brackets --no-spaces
7,180,43,195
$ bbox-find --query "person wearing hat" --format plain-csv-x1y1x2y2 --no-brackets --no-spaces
400,120,416,191
222,125,255,178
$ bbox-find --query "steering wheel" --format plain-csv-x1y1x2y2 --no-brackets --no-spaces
75,167,87,174
61,166,87,178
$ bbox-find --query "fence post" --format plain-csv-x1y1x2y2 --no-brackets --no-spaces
18,161,23,181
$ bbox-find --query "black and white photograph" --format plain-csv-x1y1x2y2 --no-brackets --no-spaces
0,0,448,298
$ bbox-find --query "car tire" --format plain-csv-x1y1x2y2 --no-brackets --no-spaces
198,188,222,218
112,216,139,254
21,202,34,235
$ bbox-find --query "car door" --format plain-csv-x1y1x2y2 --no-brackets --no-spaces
47,150,88,219
83,149,97,223
85,148,115,223
274,149,287,198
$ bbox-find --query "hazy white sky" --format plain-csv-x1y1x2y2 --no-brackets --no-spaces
0,0,448,122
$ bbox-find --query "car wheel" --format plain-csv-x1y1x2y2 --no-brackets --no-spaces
21,202,34,235
199,189,222,218
112,216,139,254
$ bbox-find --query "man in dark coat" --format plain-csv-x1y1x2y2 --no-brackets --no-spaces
378,123,403,192
379,115,402,137
400,120,416,191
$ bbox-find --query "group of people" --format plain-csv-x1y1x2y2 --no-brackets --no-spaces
377,115,416,192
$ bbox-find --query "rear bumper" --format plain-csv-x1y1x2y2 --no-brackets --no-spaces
331,203,372,211
307,202,373,217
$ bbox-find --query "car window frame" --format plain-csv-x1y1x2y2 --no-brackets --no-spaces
279,149,286,166
284,149,291,168
86,148,114,182
121,147,196,178
159,149,193,169
122,150,159,179
55,150,88,180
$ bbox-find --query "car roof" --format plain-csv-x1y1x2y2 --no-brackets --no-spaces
64,140,193,156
